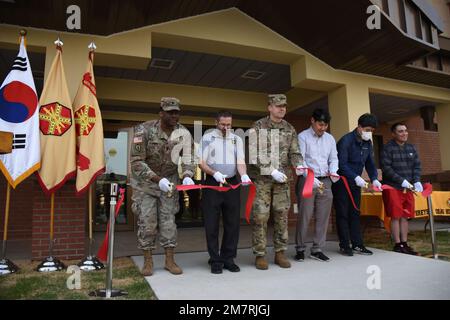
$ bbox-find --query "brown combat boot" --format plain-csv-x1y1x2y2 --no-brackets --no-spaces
274,250,291,268
141,250,153,276
255,256,268,270
164,247,183,275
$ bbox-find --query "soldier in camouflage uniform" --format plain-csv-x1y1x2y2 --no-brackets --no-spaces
130,97,196,276
248,94,304,270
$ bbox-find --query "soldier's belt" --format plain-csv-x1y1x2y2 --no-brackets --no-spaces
175,182,256,224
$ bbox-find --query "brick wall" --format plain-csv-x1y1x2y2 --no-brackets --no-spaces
376,114,442,175
0,174,88,260
0,175,33,240
31,180,87,261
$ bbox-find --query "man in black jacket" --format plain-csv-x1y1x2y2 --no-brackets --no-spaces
332,113,382,256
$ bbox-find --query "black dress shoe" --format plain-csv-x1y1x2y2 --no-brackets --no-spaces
223,262,240,272
294,251,305,261
339,247,354,256
211,262,223,274
352,245,373,255
208,258,220,265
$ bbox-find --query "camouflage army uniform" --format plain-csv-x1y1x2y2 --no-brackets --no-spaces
130,120,195,251
249,115,303,256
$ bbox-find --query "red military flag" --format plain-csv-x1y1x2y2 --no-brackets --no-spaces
73,45,105,195
37,40,76,194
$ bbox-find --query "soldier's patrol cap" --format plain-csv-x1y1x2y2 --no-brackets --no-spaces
161,97,180,111
268,94,287,106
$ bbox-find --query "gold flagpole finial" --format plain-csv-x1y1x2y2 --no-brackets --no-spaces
19,29,27,46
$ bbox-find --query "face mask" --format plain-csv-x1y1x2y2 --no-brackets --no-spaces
361,131,372,141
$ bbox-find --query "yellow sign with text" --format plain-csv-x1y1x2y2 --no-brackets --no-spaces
361,191,450,231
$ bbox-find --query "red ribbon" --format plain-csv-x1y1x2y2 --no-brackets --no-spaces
335,179,433,214
244,184,257,224
97,187,126,261
301,168,315,199
339,176,361,212
299,170,359,211
374,183,433,197
176,182,257,224
421,183,433,197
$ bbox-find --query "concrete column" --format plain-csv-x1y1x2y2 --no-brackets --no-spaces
328,83,371,140
436,103,450,171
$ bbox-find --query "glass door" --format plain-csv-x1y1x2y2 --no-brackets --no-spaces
175,124,205,227
94,129,134,231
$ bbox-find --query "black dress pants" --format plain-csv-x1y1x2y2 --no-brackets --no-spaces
332,179,363,249
201,175,241,264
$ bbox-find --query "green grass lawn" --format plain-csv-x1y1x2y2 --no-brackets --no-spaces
0,257,156,300
1,223,448,300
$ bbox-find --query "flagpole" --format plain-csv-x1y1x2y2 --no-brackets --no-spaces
89,185,93,256
19,29,26,47
49,192,54,257
0,183,19,275
87,43,95,253
1,185,12,258
0,30,28,275
36,192,65,272
78,185,104,271
1,184,11,259
77,41,104,271
87,44,95,252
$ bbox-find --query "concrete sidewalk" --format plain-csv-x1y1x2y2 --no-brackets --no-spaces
7,219,448,260
132,242,450,300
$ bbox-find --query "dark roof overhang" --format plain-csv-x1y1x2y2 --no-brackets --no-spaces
0,0,448,87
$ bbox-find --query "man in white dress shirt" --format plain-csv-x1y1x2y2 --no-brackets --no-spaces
294,108,338,262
